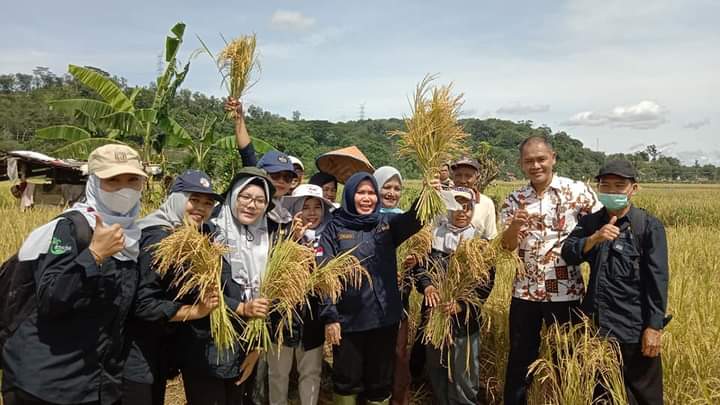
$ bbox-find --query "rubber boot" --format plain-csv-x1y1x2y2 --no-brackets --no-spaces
333,393,358,405
367,397,391,405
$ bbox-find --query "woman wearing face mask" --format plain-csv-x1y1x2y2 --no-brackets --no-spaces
319,172,440,405
414,188,495,405
266,184,333,405
122,170,225,405
197,167,284,404
1,145,216,405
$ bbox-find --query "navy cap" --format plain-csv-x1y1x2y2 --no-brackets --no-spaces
170,170,223,201
257,150,297,176
596,160,638,181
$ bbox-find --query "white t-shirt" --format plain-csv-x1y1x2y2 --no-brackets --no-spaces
471,193,498,240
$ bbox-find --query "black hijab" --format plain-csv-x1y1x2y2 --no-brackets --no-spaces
332,172,380,230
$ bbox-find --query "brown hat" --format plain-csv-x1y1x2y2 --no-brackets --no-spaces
451,156,481,172
88,144,147,179
315,146,375,183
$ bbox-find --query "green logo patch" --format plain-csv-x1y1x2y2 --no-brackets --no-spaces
49,237,72,255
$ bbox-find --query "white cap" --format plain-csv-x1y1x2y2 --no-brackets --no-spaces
289,155,304,171
283,184,333,213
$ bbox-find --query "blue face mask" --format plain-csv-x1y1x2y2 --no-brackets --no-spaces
598,193,629,211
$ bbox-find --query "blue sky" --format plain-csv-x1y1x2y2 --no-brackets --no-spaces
2,0,718,163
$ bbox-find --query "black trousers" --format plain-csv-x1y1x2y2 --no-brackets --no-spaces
503,298,579,405
332,323,399,401
594,343,663,405
120,379,168,405
182,373,253,405
2,388,110,405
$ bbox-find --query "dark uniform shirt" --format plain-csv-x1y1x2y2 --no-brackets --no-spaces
561,206,669,343
2,218,179,405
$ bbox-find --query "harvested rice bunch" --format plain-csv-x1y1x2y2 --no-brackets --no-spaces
240,234,315,352
152,221,240,355
218,34,258,101
311,248,370,305
396,226,433,288
390,75,468,225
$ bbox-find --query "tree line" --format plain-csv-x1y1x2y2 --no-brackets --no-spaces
1,67,718,184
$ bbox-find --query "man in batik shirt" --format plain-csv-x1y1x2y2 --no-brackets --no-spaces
500,136,600,405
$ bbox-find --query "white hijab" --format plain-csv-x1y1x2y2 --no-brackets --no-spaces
18,175,142,262
137,192,189,230
212,176,271,299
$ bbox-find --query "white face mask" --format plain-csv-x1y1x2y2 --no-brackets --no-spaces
98,187,142,214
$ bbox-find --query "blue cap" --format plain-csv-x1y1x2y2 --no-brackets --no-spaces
170,170,223,201
257,150,297,176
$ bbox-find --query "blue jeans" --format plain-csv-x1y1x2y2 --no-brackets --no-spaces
425,332,481,405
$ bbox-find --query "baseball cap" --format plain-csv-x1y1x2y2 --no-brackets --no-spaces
448,186,475,202
595,160,638,181
257,150,298,176
289,155,305,171
283,184,334,212
170,170,223,202
450,156,481,172
88,144,147,179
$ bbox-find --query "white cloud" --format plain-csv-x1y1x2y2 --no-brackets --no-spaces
496,103,550,115
683,118,711,130
563,100,668,130
270,10,316,31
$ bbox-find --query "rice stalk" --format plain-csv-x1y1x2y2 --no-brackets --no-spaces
406,289,424,353
240,233,315,353
397,226,432,289
528,317,628,404
389,74,469,225
152,221,240,356
217,34,258,101
310,248,370,305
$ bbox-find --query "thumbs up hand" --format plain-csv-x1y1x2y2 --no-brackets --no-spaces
89,214,125,263
592,215,621,244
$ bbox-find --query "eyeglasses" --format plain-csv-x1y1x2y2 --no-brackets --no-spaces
237,194,268,207
270,172,294,183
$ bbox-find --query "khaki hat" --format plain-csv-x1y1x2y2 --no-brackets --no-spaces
88,144,147,179
315,146,375,183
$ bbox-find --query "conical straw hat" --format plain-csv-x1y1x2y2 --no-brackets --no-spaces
315,146,375,184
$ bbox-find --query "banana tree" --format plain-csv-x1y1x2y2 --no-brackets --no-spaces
36,22,192,162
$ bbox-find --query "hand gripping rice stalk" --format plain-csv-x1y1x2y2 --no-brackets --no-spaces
152,221,240,356
240,234,315,353
390,74,469,225
310,248,370,305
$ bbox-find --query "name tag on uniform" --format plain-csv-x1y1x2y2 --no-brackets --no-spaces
338,232,355,241
613,243,624,251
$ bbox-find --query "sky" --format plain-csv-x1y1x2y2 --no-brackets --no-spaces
2,0,718,164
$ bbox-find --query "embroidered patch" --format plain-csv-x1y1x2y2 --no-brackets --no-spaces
379,224,390,232
49,237,72,255
337,232,355,241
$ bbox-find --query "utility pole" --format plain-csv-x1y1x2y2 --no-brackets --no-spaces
359,103,366,121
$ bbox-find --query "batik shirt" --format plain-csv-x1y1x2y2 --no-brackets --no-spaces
501,175,600,302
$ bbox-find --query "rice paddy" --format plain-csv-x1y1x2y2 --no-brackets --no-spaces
1,181,718,404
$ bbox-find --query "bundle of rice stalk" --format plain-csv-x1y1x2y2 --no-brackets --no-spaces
240,234,315,353
152,221,240,355
396,226,432,288
390,74,468,225
310,248,370,305
528,317,627,404
422,258,483,352
217,34,258,101
450,234,524,282
405,289,424,353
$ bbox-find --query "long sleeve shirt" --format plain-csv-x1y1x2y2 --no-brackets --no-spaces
561,206,669,343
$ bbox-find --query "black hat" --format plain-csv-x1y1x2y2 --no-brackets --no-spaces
596,160,638,181
170,170,223,201
450,156,481,171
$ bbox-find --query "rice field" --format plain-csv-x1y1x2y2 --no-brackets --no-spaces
1,181,719,404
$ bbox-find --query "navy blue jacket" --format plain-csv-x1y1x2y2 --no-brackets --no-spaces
561,206,669,343
317,172,423,333
1,218,179,405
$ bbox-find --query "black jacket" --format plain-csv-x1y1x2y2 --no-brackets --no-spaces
414,249,495,338
561,206,669,343
318,203,422,333
1,218,179,405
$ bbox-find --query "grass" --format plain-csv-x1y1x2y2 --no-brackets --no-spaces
1,181,719,404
